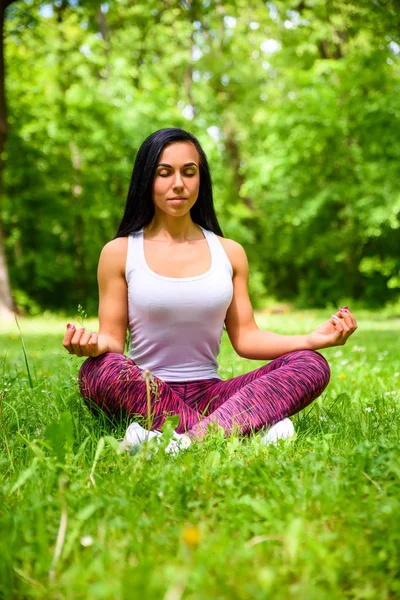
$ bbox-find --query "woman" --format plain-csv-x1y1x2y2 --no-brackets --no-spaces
62,128,357,452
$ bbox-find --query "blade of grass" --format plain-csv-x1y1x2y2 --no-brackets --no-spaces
14,315,34,389
49,476,68,584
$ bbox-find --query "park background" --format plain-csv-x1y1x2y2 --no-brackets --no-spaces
1,2,400,599
1,0,400,316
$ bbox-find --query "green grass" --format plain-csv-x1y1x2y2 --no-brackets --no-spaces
1,310,400,599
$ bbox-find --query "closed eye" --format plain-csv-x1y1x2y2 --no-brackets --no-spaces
157,170,196,178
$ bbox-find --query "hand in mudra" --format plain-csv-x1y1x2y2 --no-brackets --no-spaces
62,324,107,357
306,307,358,350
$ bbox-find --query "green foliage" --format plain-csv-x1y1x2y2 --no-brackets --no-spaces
1,312,400,598
44,411,75,463
2,1,400,311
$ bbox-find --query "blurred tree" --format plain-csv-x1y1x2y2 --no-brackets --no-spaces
186,0,400,306
0,0,17,318
2,0,400,313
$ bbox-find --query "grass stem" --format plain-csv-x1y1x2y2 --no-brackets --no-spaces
49,477,68,584
14,316,34,389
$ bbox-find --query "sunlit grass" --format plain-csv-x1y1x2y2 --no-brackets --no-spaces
1,310,400,599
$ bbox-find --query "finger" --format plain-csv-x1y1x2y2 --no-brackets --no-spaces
71,328,86,356
79,331,100,357
331,315,350,343
63,323,76,341
330,315,345,331
335,313,353,336
76,331,95,357
85,332,100,356
347,312,358,331
338,314,359,344
338,307,357,330
88,332,98,355
62,324,76,353
336,313,351,333
79,331,92,347
342,314,358,337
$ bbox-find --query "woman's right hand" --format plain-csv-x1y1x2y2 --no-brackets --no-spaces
62,324,108,357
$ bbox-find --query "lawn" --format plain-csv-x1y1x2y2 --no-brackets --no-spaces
1,310,400,599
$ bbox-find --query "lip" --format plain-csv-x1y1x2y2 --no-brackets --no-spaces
167,197,187,204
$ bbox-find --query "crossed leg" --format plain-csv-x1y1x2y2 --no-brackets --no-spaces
183,350,330,437
79,350,330,438
78,353,201,433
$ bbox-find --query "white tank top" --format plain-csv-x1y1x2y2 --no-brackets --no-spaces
126,227,233,382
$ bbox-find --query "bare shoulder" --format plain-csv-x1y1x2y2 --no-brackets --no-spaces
98,237,128,276
217,237,248,273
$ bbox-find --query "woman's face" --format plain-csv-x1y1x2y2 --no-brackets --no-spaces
152,142,200,219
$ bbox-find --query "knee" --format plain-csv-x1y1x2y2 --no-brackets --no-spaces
290,349,331,389
78,357,98,398
78,352,128,398
304,350,331,388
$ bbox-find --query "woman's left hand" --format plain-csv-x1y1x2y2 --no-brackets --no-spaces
306,307,358,350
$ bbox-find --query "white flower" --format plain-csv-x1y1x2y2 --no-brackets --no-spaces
80,535,93,547
365,407,373,413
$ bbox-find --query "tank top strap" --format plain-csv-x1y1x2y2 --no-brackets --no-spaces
126,229,145,284
200,227,233,275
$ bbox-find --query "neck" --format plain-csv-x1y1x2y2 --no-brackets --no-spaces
145,214,202,242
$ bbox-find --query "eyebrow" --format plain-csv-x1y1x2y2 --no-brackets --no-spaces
157,162,198,168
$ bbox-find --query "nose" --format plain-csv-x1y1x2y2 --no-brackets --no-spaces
172,171,184,190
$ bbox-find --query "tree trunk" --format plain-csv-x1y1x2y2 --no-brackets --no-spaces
224,122,254,210
0,221,13,318
0,0,17,319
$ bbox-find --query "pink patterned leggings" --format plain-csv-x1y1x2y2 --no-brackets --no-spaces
78,350,330,438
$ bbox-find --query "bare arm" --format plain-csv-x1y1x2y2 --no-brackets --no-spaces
63,238,128,357
222,239,357,360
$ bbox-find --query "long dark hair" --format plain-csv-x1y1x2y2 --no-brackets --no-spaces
115,128,223,237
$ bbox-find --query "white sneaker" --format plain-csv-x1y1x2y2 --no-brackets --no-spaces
124,422,162,446
122,422,191,456
165,433,191,455
261,418,295,445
